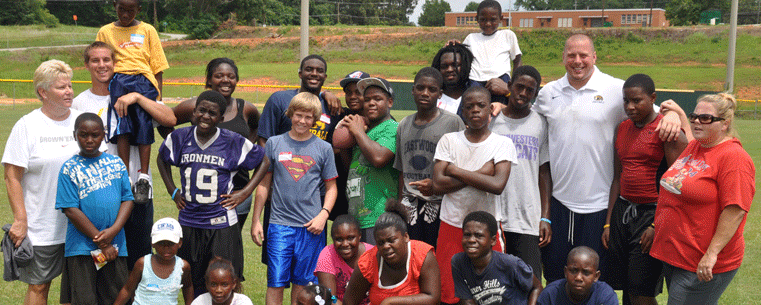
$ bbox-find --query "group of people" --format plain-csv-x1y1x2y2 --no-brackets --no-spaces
1,0,756,305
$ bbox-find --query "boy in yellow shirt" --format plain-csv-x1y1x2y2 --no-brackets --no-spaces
97,0,168,202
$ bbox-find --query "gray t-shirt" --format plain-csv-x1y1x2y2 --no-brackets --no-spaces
393,109,465,202
266,134,338,227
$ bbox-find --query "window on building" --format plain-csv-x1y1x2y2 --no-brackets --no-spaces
558,18,572,27
520,18,533,27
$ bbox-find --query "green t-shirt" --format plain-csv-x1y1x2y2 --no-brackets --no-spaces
347,118,399,229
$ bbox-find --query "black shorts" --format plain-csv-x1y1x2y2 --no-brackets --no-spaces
608,197,663,297
502,231,542,280
60,255,128,304
178,224,243,299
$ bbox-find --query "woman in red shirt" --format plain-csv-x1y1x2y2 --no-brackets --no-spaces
651,93,755,305
343,201,440,305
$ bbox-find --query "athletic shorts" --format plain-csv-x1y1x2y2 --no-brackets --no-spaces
402,196,441,249
437,221,502,304
178,224,243,298
502,230,542,280
608,197,663,296
60,255,128,304
266,223,325,287
468,73,511,105
17,243,64,285
108,73,159,145
540,197,609,284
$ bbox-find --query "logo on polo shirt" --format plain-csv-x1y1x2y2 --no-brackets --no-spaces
592,95,604,103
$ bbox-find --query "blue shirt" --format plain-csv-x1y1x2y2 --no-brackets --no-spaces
452,251,534,305
537,279,618,305
55,153,133,257
258,89,337,142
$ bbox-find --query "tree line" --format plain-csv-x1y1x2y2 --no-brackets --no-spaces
1,0,758,35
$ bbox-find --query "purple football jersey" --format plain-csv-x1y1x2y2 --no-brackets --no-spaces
159,127,264,229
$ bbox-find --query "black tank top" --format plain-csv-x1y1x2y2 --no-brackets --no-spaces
217,98,252,190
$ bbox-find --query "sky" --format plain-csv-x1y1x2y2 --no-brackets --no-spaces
409,0,514,24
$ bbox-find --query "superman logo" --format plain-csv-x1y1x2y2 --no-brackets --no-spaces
280,155,316,182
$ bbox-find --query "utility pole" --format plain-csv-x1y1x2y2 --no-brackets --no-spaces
337,1,340,24
153,0,158,27
649,0,654,26
725,0,739,93
300,0,309,61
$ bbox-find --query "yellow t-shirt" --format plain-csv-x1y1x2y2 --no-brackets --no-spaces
97,21,169,97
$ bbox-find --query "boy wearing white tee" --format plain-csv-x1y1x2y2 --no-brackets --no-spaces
489,65,550,280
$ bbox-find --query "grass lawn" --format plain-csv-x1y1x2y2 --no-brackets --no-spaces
0,103,759,304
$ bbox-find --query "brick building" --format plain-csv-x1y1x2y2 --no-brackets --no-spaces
445,8,669,28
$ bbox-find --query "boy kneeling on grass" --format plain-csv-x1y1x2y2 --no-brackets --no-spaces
452,211,542,305
537,246,618,305
114,217,193,305
56,113,133,305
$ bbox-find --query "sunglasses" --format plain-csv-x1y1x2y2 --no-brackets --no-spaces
689,113,725,124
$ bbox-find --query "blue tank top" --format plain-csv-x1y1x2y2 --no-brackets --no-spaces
134,254,184,305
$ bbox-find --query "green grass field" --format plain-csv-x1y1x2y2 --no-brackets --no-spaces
0,103,759,304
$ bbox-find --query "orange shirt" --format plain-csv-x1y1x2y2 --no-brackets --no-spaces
358,240,433,305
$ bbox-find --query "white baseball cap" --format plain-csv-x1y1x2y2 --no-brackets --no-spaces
151,217,182,244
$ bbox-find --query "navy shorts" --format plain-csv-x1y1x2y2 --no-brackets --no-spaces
266,223,325,287
468,73,511,105
540,197,610,284
108,73,159,145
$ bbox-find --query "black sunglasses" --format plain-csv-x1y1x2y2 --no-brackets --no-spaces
689,113,725,124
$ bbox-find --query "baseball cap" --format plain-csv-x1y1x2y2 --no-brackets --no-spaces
339,71,370,88
151,217,182,244
357,77,394,98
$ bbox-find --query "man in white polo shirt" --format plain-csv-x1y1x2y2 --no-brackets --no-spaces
533,34,680,284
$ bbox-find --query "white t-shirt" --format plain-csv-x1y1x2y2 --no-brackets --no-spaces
532,66,627,213
190,292,253,305
463,29,522,82
490,111,549,236
72,89,155,191
436,93,462,115
435,131,517,228
1,108,84,246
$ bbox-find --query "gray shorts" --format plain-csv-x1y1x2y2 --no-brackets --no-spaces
664,263,738,305
18,244,64,285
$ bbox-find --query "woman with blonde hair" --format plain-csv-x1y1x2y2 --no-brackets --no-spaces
2,59,85,304
651,93,755,305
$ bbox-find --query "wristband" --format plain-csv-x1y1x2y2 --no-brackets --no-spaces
540,218,551,224
603,224,610,229
321,208,331,214
171,188,180,200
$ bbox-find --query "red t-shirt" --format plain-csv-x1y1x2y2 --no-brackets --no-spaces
651,138,755,273
616,115,665,203
358,240,434,305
